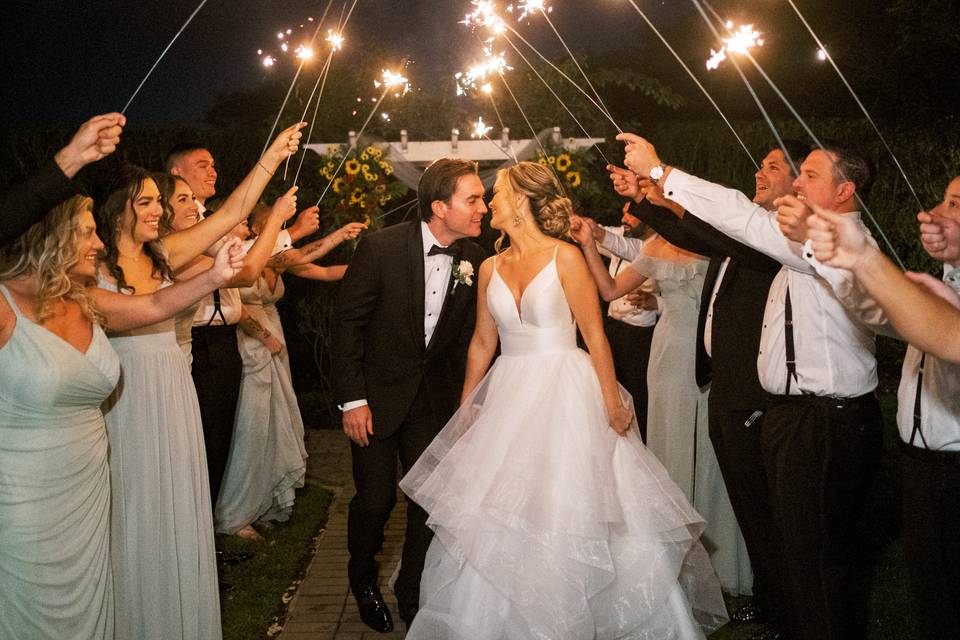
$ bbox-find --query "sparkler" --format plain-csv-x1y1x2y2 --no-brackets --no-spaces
514,0,551,22
121,0,210,114
456,48,511,96
315,67,412,207
705,23,764,71
693,0,907,268
471,116,493,138
784,0,923,209
497,70,563,183
622,0,757,167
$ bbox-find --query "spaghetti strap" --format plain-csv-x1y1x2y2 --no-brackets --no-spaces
0,284,22,317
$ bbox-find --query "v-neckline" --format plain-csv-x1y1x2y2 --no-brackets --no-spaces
1,286,96,356
493,256,556,324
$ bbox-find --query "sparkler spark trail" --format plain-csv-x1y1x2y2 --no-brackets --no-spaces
622,0,757,167
121,0,209,114
784,0,923,209
472,116,493,138
315,67,411,207
456,48,511,95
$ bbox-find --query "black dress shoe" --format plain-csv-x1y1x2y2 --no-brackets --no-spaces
750,625,785,640
355,586,394,633
216,550,254,566
731,602,767,625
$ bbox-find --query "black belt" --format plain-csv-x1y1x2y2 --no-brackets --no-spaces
899,440,960,466
766,391,875,409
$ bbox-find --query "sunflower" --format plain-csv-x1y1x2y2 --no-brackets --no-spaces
332,177,345,194
320,167,333,180
379,196,389,206
370,147,383,159
363,171,376,183
364,146,378,157
345,158,361,175
360,151,369,161
555,153,572,172
565,171,581,188
382,163,394,176
547,155,556,166
375,184,386,193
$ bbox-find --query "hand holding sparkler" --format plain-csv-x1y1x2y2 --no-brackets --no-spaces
638,179,685,218
807,206,874,272
607,165,643,203
568,214,599,246
616,133,664,181
773,194,814,243
271,186,300,224
919,210,960,264
54,113,127,178
262,122,308,170
288,206,321,241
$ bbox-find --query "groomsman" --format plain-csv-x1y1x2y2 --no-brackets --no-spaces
620,134,884,640
333,159,487,631
608,141,809,640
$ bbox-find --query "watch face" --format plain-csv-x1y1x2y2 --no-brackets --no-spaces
650,165,664,181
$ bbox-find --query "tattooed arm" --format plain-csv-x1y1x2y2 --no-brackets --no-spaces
239,305,283,355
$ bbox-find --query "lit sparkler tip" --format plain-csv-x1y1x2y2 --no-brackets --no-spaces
455,47,511,96
379,69,411,95
817,47,828,61
706,22,764,71
326,30,345,51
516,0,550,21
262,56,275,68
481,82,493,95
471,116,492,138
295,45,314,60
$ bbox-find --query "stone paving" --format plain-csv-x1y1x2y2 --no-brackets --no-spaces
279,429,408,639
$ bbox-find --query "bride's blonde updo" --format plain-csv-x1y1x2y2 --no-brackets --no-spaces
500,161,573,239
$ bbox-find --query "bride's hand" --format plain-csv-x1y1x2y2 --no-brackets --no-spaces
608,404,633,437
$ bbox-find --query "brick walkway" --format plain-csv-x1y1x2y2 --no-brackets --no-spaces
279,429,408,639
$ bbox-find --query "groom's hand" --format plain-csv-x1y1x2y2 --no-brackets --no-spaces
343,405,374,446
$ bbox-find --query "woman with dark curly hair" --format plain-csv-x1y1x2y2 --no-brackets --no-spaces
95,123,304,640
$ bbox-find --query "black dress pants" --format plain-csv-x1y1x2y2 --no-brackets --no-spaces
604,316,655,442
190,324,243,506
762,393,883,640
347,382,441,619
900,441,960,640
708,405,791,634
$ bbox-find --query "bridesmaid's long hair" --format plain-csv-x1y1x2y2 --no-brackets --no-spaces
0,195,104,324
496,161,574,252
97,166,174,293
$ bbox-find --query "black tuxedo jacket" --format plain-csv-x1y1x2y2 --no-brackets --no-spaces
631,200,781,411
332,220,486,438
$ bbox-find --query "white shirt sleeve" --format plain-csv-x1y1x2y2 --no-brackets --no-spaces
662,169,813,273
339,399,369,412
598,226,644,262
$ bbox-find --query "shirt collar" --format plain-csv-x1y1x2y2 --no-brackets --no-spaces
421,221,446,255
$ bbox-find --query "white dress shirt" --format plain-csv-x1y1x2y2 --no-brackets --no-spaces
702,257,730,358
341,222,456,413
598,227,658,327
896,265,960,451
663,169,883,397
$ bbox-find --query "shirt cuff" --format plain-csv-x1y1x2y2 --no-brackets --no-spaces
339,399,368,412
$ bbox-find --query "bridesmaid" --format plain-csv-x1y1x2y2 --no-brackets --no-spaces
216,205,362,538
96,124,304,640
0,195,243,640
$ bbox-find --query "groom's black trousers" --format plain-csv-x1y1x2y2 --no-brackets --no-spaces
347,382,441,617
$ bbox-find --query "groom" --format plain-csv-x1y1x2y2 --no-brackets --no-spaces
332,158,487,631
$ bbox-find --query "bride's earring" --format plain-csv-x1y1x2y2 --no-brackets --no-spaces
512,213,522,227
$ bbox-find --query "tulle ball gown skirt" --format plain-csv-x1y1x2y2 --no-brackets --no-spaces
400,344,728,639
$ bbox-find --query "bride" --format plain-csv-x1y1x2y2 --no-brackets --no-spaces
399,161,728,638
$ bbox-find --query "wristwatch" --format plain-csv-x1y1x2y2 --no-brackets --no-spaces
649,163,667,185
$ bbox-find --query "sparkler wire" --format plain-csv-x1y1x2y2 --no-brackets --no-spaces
121,0,210,114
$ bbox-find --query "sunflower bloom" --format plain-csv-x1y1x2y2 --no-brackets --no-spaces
345,159,361,175
566,171,581,188
555,153,572,172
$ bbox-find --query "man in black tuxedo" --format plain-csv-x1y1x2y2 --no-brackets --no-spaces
607,141,809,640
333,158,487,632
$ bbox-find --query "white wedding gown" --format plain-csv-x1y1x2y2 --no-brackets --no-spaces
400,249,728,639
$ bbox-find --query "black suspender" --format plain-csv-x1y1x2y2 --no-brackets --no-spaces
909,352,929,449
206,289,227,326
784,286,799,394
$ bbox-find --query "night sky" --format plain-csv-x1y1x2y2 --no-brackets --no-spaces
1,1,952,131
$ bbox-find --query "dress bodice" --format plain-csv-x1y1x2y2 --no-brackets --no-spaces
97,273,177,347
487,248,576,356
240,273,285,307
0,285,119,424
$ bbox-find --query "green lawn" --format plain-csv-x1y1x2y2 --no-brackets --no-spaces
218,484,334,640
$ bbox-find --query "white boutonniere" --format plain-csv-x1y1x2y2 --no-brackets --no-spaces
452,259,474,292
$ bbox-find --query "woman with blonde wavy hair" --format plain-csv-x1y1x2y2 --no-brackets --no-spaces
0,195,244,640
399,161,727,638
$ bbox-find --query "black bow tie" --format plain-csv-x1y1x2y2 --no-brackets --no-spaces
428,243,460,258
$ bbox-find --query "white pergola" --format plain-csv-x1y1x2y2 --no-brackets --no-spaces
305,126,605,164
